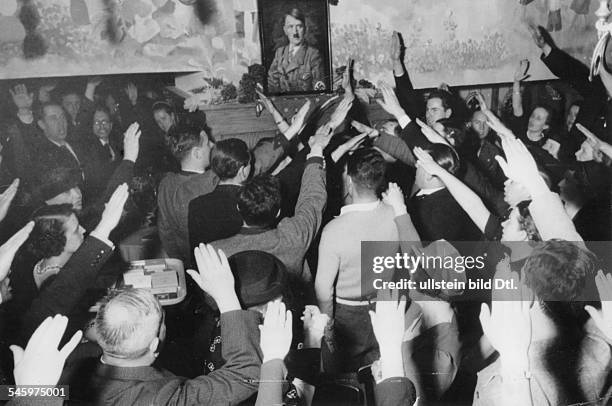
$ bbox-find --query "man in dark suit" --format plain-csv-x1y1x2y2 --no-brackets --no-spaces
188,138,251,248
408,143,482,242
85,245,261,405
33,103,86,187
79,106,122,200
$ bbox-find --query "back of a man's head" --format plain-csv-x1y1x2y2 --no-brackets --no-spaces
168,124,206,163
238,174,281,228
346,148,386,195
522,241,598,326
95,288,162,360
211,138,251,181
427,143,460,175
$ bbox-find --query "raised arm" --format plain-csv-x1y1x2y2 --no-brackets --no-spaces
495,136,583,242
512,59,530,118
21,184,129,343
413,147,491,233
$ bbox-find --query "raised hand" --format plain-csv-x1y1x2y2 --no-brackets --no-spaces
187,244,240,313
528,24,547,49
0,179,19,223
341,58,355,101
351,120,379,138
471,91,488,111
285,100,311,140
376,82,406,119
382,182,407,215
514,59,530,82
585,270,612,341
414,147,445,177
308,124,333,156
10,315,82,386
38,82,57,104
0,221,34,283
479,271,532,367
415,118,450,146
94,183,129,239
331,132,368,163
9,84,34,110
125,82,138,106
370,289,406,380
256,84,277,115
370,289,406,353
123,122,141,162
328,96,354,130
259,300,293,363
495,136,547,194
482,110,515,139
576,123,602,150
391,31,403,62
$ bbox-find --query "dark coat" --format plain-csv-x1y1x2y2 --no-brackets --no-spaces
84,310,261,406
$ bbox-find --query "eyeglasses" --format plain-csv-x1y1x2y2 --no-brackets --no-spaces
94,120,110,126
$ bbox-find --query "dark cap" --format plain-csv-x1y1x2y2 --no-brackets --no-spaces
228,251,287,308
411,240,466,301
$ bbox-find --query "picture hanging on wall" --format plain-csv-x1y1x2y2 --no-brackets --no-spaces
258,0,333,96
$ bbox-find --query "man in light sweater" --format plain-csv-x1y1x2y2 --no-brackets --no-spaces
315,148,416,372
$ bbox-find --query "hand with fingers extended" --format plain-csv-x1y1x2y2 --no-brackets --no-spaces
371,289,406,354
328,96,354,131
413,146,446,177
331,132,368,163
123,122,141,162
308,124,333,157
0,221,34,284
93,183,130,239
376,82,406,120
415,118,450,146
301,305,330,348
187,244,241,313
370,289,406,380
576,123,602,150
285,100,311,140
351,120,380,138
256,84,278,115
382,182,407,216
341,58,355,101
482,110,515,139
11,315,82,386
38,82,57,104
471,92,488,112
0,179,19,223
259,300,293,363
479,270,532,364
125,82,138,106
514,59,530,82
10,84,34,110
495,136,547,195
585,270,612,341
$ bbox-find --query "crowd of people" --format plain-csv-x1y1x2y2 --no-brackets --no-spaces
0,23,610,406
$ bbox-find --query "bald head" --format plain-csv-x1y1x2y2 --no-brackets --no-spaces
95,288,163,360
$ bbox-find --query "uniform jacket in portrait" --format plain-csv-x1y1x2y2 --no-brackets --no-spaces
267,44,325,93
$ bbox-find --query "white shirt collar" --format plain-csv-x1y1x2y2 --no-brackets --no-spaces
339,200,380,216
416,186,445,197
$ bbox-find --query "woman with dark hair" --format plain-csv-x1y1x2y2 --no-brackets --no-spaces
511,60,565,164
8,184,129,345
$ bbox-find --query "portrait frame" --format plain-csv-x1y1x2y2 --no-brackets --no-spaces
257,0,333,96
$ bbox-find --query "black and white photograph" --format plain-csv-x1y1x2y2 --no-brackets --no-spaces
0,0,610,405
258,0,332,95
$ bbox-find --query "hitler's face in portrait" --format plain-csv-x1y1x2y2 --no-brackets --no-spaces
284,12,305,47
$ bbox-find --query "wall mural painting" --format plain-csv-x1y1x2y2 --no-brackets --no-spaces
0,0,601,101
